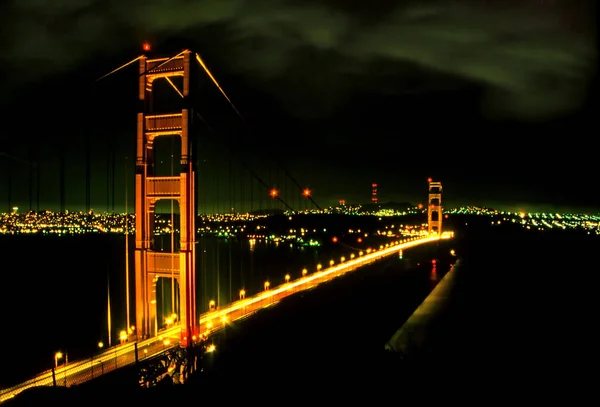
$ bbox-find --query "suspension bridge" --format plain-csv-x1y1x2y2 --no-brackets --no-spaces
0,47,451,403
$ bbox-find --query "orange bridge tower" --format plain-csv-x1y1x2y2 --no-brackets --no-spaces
135,50,197,347
427,178,442,234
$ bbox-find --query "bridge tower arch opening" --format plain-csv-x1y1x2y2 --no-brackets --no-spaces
427,179,442,235
135,50,198,347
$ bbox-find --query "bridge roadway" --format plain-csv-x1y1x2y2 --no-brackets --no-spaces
0,233,452,403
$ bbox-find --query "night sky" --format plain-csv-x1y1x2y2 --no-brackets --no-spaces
0,0,597,213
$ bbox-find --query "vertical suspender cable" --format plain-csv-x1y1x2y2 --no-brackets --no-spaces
170,137,176,317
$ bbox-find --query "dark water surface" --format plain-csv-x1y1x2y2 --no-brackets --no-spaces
415,225,598,400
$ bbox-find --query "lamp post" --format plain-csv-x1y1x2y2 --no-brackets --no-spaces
54,352,62,369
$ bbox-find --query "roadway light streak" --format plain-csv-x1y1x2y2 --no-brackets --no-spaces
0,233,451,403
201,233,452,323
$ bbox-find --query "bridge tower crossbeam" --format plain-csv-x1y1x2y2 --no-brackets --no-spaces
427,179,443,234
135,50,197,347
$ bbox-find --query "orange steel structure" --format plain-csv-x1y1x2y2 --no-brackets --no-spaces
427,179,443,234
135,50,197,347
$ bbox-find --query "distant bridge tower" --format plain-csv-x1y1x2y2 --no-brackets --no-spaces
135,50,197,347
427,178,442,234
372,183,378,204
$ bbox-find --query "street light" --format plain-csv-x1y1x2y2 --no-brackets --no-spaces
285,274,290,283
239,289,246,300
302,268,308,277
54,352,63,369
329,260,334,267
119,330,127,343
264,281,270,291
97,341,104,349
209,300,216,311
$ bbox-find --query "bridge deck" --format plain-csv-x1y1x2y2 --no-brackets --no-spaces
0,233,452,403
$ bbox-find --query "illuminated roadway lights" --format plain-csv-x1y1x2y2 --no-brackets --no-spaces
54,352,63,369
0,234,454,403
209,300,216,312
285,274,291,283
302,268,308,277
264,281,270,291
239,289,246,300
202,234,455,323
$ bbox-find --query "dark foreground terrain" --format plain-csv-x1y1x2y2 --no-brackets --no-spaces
8,222,598,404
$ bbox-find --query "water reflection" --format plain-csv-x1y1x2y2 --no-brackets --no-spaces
430,259,437,282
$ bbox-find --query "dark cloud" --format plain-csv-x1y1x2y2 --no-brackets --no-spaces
2,0,596,120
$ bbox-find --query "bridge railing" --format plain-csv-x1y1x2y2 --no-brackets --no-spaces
0,334,176,403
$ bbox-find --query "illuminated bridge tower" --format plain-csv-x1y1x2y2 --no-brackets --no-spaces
135,50,197,347
427,178,442,234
